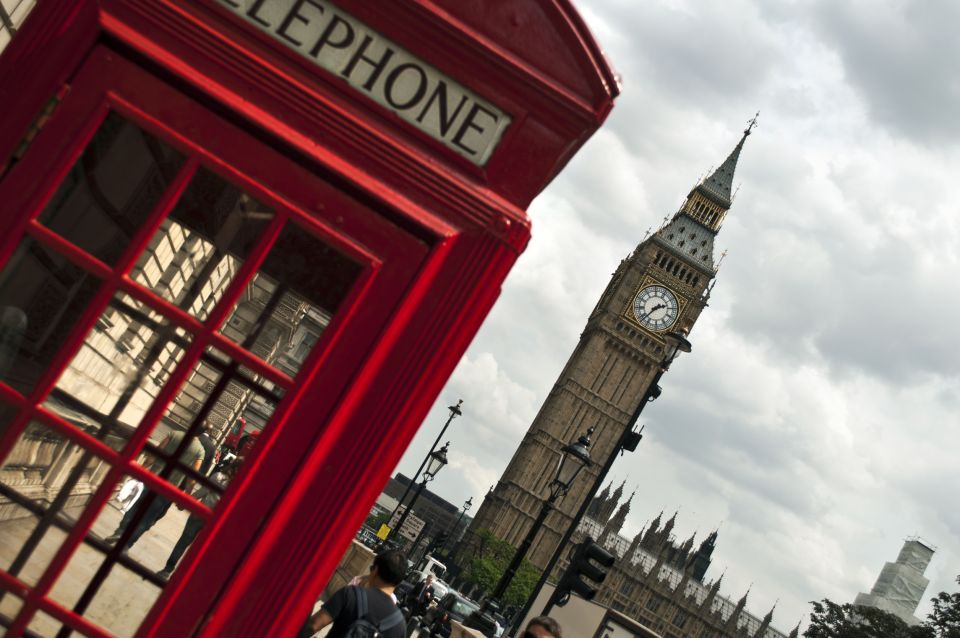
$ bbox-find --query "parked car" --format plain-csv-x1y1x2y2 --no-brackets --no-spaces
431,578,450,600
354,526,380,548
491,612,508,638
421,592,480,638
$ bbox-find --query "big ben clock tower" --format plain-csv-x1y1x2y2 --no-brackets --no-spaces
467,117,757,570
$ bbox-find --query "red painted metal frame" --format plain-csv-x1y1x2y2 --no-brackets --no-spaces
0,46,428,636
0,1,617,636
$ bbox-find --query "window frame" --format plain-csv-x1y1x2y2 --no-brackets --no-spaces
0,45,428,637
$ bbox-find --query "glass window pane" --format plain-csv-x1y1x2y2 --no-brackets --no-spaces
0,420,112,586
96,465,226,575
0,238,103,396
141,347,282,490
44,292,192,451
0,589,24,634
0,400,17,441
0,0,38,56
26,609,63,638
220,224,362,377
129,167,274,321
37,111,185,265
48,537,162,638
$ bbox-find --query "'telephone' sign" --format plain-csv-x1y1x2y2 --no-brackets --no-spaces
221,0,512,166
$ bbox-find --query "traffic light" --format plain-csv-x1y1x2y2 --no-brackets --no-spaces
622,429,643,452
554,537,615,605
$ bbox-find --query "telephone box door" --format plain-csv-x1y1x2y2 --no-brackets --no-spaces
0,46,427,637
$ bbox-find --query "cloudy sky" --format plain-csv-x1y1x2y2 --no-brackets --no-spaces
394,0,960,630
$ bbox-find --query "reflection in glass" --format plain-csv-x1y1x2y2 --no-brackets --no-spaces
0,499,70,590
48,536,163,638
45,293,192,450
0,420,111,587
130,167,273,321
160,348,282,452
220,224,362,378
0,238,102,396
133,346,283,496
0,587,23,635
0,400,16,443
37,111,185,266
26,610,64,638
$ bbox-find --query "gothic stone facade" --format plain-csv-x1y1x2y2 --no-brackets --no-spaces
560,487,797,638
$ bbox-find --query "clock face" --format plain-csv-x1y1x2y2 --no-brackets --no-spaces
632,284,680,332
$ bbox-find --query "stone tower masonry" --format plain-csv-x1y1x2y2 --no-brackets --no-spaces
467,118,757,570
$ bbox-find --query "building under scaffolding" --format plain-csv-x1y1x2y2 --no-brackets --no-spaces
855,538,935,626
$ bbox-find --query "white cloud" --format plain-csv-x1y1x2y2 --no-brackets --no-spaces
396,0,960,631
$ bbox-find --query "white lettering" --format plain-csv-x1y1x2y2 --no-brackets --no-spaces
220,0,511,165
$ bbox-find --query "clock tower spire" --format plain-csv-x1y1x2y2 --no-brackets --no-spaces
467,118,754,573
679,112,757,232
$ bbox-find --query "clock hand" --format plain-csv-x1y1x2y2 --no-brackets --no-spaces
639,302,667,320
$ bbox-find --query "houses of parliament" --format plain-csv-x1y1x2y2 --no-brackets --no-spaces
466,118,795,637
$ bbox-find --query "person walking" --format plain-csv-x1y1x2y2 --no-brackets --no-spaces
197,424,218,476
299,550,407,638
155,459,239,580
105,427,205,548
410,573,435,617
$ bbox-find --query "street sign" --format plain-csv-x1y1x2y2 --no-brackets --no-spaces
388,506,425,542
377,524,390,540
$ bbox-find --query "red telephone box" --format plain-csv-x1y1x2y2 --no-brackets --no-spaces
0,1,617,636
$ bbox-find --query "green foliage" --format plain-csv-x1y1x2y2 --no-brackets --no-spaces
461,529,542,606
504,561,541,607
927,577,960,638
803,599,930,638
364,511,390,532
467,558,500,593
805,577,959,638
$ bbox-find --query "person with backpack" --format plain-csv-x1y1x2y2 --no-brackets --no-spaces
299,549,407,638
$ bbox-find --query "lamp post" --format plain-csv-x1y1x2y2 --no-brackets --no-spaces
443,496,473,557
386,442,449,545
385,400,462,535
517,330,692,624
488,429,593,603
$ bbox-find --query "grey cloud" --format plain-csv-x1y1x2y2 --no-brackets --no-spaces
810,0,960,144
598,0,780,104
646,389,834,521
394,0,960,632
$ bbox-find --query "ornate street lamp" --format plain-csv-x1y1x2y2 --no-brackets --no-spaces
550,433,592,500
386,442,449,545
423,444,448,480
443,496,473,558
486,429,593,602
384,400,462,537
516,330,693,624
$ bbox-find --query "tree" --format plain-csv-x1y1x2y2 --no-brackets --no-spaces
803,599,930,638
363,511,390,533
927,577,960,638
504,561,541,607
460,529,541,606
804,576,960,638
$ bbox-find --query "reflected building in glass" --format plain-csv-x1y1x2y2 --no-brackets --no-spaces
0,110,352,635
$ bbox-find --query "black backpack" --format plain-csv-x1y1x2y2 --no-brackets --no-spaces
342,586,404,638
